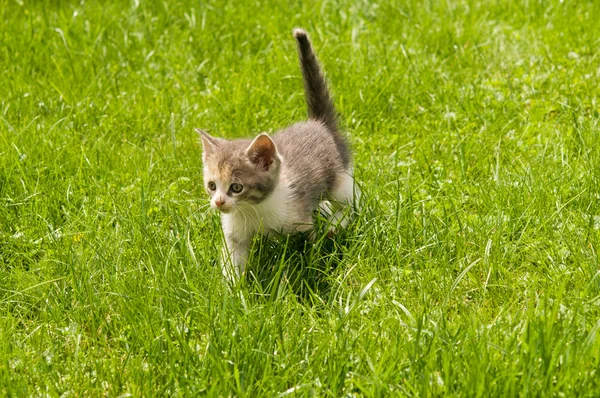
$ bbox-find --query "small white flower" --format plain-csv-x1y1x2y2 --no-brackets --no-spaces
444,111,456,120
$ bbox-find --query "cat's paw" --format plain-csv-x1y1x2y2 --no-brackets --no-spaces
327,227,337,238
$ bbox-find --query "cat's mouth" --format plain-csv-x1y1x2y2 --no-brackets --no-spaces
211,202,234,213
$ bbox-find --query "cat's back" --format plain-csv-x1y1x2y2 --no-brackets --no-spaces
275,121,347,168
273,120,348,199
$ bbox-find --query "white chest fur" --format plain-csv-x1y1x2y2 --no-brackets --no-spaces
220,183,310,243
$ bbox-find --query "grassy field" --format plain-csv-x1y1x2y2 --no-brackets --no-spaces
1,0,600,395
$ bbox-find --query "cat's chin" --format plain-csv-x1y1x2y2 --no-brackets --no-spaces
219,207,234,214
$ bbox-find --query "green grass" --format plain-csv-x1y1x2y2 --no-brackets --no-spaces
1,0,600,395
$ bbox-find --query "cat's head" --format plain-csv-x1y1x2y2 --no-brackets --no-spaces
196,129,281,213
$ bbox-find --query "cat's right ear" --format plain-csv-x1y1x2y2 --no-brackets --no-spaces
195,128,221,158
246,133,279,172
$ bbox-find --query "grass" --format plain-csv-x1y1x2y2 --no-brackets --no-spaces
1,0,600,395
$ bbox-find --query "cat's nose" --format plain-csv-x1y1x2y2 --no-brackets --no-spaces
215,198,225,208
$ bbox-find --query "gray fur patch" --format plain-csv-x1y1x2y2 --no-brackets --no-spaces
273,120,346,211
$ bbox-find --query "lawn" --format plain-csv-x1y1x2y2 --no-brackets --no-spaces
1,0,600,395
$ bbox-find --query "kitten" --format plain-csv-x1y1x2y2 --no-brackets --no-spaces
196,29,358,279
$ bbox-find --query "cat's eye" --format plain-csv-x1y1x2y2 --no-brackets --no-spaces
208,181,216,191
230,183,243,193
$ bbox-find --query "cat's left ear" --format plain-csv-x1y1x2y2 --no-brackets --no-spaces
246,133,279,172
196,128,222,159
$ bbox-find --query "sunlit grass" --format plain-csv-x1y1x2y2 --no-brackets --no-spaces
1,0,599,395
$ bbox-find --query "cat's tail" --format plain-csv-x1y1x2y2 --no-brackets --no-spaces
293,28,338,134
294,28,350,167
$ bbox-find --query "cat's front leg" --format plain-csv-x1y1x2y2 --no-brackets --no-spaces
220,214,254,281
220,233,251,281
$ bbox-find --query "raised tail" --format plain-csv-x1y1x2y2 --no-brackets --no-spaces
293,28,350,167
293,28,338,133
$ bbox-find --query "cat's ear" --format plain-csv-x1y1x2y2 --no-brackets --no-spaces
195,128,221,158
246,133,278,172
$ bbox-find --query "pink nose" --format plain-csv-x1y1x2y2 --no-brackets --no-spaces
215,198,225,207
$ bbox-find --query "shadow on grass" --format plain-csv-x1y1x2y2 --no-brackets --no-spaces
244,225,352,305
